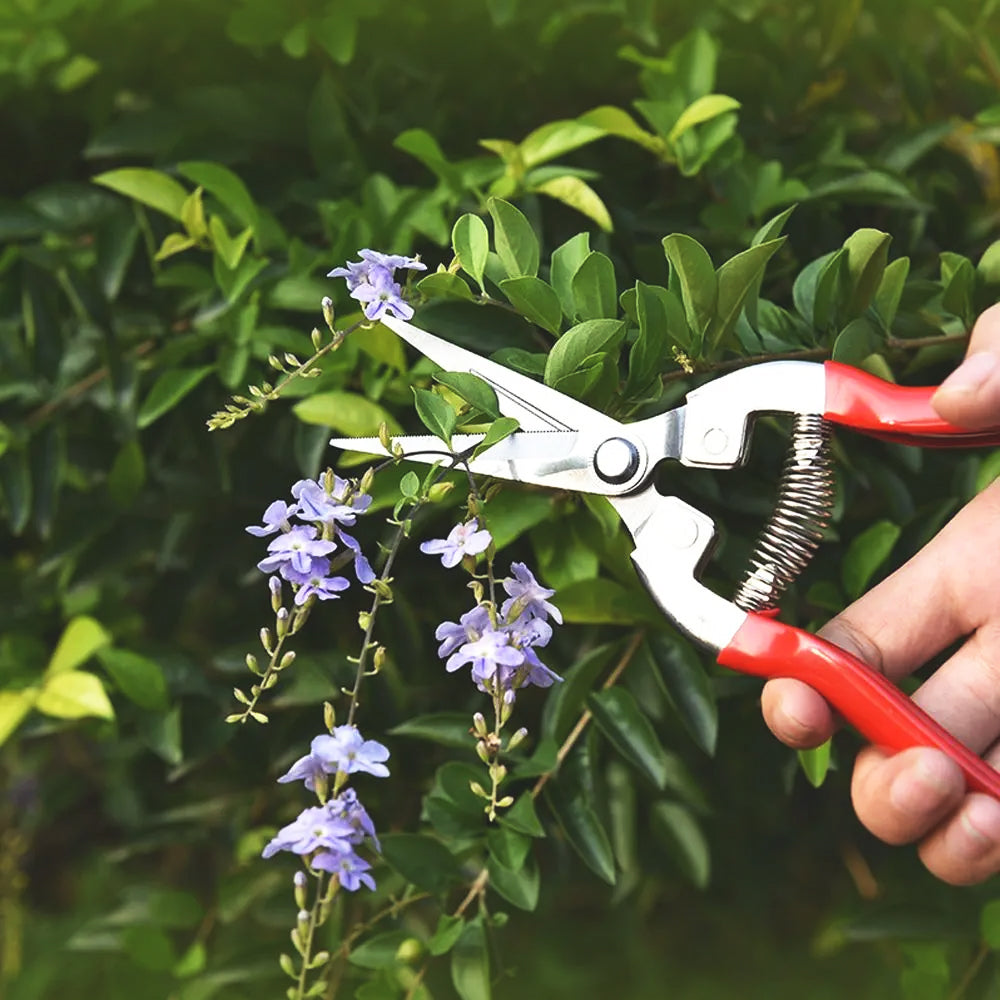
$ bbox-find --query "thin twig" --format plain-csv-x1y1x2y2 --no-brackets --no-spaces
530,630,645,800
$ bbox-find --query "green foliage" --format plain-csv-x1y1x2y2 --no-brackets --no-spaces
6,1,1000,998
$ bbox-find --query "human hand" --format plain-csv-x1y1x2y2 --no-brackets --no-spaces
761,303,1000,884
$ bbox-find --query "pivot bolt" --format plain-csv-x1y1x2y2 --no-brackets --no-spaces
594,437,641,484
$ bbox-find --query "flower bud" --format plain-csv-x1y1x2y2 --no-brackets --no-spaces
245,652,260,675
395,938,423,963
293,872,308,909
427,481,454,502
279,650,296,670
275,606,290,638
497,795,514,809
470,781,489,799
269,576,283,611
472,712,488,737
373,646,386,672
322,296,335,330
507,727,528,751
378,422,392,451
259,627,273,654
323,701,336,731
475,740,490,764
359,466,375,495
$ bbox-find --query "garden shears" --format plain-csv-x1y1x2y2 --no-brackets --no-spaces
331,315,1000,798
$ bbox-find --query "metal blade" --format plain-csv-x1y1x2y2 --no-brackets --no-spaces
378,315,621,435
330,429,622,494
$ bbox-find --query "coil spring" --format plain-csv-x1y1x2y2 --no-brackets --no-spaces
733,414,835,612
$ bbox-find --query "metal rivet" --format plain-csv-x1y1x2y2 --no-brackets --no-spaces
594,437,640,484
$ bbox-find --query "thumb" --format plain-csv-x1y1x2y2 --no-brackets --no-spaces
932,303,1000,430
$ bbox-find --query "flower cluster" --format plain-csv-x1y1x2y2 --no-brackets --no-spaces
263,725,388,892
247,473,374,606
328,248,426,322
422,520,563,700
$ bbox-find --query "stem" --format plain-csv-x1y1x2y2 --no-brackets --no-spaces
530,630,644,800
948,943,989,1000
293,873,328,1000
661,331,969,385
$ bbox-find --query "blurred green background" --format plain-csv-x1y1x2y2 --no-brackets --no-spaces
4,0,1000,997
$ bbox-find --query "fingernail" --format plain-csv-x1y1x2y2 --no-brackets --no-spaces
889,751,957,818
961,796,1000,846
937,353,998,396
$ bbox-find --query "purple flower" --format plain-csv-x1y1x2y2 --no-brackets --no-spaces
328,788,380,850
257,525,336,576
261,805,355,859
246,500,297,537
447,627,525,683
312,726,391,778
280,560,351,605
435,605,491,658
292,477,371,527
501,562,563,624
420,520,493,569
328,249,425,323
312,846,376,892
359,249,426,273
350,265,414,322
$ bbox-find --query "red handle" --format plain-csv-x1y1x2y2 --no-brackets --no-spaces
718,613,1000,798
823,361,1000,447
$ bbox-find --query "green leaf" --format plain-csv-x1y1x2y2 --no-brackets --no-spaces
873,256,910,331
533,175,613,232
662,234,717,342
550,232,591,321
208,217,252,271
842,228,892,318
180,187,208,240
546,756,616,885
452,213,489,290
36,670,114,721
588,687,671,788
832,317,882,365
47,616,112,676
708,238,785,351
293,392,402,435
499,793,545,838
107,439,146,509
793,249,845,331
92,168,190,220
488,198,539,278
428,915,465,956
798,740,832,788
137,367,214,429
97,648,168,711
667,94,741,144
842,520,901,599
154,232,197,262
644,635,717,755
433,372,501,419
450,919,491,1000
652,801,710,888
571,252,617,321
519,119,607,167
487,826,531,871
556,577,660,626
752,205,797,247
487,854,539,911
177,161,258,231
348,931,409,970
416,271,475,302
498,276,562,334
577,105,663,154
0,690,38,746
625,281,674,394
941,251,976,325
412,387,457,446
389,712,476,750
379,833,462,895
544,319,625,389
980,900,1000,949
472,417,520,459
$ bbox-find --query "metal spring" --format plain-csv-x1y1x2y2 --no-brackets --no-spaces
733,414,835,612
